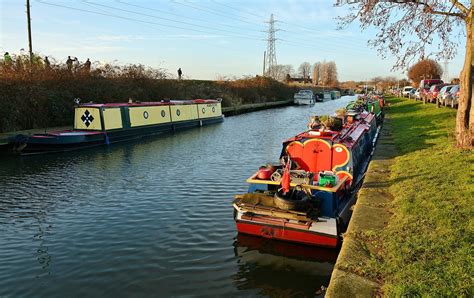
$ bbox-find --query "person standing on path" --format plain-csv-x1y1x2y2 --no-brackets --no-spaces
44,56,51,70
177,68,182,80
84,58,91,73
66,56,74,72
3,52,12,64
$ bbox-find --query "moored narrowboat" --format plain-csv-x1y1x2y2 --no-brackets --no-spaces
233,99,382,248
4,99,224,155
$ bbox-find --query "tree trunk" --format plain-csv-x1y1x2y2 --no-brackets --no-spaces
456,14,473,148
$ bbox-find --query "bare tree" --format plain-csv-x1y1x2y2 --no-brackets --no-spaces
313,62,321,85
298,62,312,82
269,64,294,82
336,0,473,148
407,59,443,87
320,61,338,86
326,61,338,86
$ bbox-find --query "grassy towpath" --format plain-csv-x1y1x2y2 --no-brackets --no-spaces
328,96,473,296
381,97,472,295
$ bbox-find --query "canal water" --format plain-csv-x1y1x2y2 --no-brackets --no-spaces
0,96,356,297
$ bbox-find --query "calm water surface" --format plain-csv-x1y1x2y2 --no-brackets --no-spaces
0,96,356,297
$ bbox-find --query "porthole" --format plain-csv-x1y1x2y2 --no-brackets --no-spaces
161,110,166,117
202,107,206,114
212,107,216,113
176,109,181,116
143,111,149,119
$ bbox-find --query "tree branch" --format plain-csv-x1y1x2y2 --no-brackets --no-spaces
448,0,469,15
430,10,464,18
383,0,468,18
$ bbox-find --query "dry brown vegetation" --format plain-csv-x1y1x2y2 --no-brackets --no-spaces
0,56,298,133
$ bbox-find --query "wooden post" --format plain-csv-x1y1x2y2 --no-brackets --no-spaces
26,0,33,65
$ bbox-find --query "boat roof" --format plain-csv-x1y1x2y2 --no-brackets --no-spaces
282,111,375,148
79,99,220,108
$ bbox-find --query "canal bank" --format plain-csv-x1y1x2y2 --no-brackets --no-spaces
222,99,293,116
327,96,472,296
326,117,396,297
0,76,298,133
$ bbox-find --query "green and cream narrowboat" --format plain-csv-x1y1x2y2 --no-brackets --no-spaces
6,99,224,155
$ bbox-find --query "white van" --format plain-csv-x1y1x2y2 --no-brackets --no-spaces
402,86,414,97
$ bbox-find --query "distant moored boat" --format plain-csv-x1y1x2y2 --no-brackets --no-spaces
4,99,224,155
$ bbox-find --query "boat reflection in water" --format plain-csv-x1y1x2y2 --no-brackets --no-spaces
233,234,338,297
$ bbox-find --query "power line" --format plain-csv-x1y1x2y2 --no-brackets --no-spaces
195,0,263,24
83,0,263,39
211,0,363,43
116,0,257,32
173,1,369,54
36,0,262,42
211,0,263,20
171,0,262,27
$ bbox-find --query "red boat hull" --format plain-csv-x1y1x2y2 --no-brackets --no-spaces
236,221,339,248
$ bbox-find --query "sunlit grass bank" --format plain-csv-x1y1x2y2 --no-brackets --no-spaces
380,97,473,295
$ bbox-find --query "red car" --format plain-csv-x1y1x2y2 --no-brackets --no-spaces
427,84,446,103
420,79,444,102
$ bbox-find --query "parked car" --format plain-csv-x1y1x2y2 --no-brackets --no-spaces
402,86,415,97
408,88,417,99
420,79,444,102
437,85,454,106
414,88,421,100
444,85,460,108
419,79,444,90
427,84,446,103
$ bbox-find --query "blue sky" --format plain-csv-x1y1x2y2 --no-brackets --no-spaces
0,0,466,81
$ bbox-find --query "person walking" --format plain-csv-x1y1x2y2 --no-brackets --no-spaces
3,52,12,64
177,68,182,80
66,56,74,72
44,56,51,69
84,58,91,73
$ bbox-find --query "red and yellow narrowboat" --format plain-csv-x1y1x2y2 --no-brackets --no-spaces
233,99,382,248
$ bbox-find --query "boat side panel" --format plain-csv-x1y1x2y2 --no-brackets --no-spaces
129,106,171,127
236,221,338,248
103,108,123,130
74,107,102,130
170,105,199,122
198,103,222,119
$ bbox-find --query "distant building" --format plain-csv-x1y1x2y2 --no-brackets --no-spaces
286,76,312,84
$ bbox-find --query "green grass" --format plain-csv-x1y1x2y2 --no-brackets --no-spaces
380,97,473,296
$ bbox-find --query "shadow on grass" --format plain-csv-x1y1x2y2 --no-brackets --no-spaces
385,97,454,154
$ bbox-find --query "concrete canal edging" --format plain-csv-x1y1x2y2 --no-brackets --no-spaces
222,99,293,116
326,117,398,297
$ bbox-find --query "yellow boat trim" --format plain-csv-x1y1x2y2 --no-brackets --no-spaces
285,138,332,152
246,174,348,193
331,143,350,172
336,170,353,180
